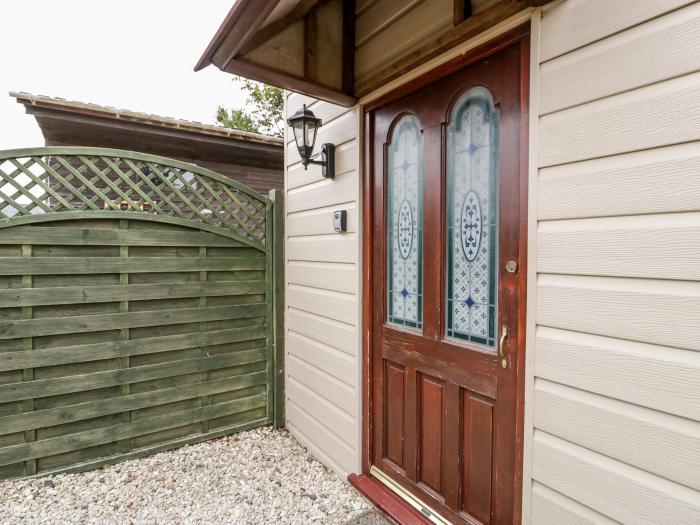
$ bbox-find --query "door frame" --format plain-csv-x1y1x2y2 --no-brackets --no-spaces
361,23,531,523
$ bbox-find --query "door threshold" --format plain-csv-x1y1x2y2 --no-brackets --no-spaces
348,467,450,525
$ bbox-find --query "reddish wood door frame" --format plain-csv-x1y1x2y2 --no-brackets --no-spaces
362,25,530,525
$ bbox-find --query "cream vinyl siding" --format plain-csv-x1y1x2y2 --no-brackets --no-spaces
284,92,362,476
531,1,700,523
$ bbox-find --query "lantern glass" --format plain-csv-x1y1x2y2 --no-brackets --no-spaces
287,105,322,166
304,119,317,152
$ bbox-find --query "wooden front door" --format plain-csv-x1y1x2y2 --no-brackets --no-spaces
367,35,528,525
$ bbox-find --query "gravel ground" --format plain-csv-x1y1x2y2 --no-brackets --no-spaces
0,427,385,525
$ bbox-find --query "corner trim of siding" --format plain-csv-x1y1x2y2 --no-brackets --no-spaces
522,9,543,525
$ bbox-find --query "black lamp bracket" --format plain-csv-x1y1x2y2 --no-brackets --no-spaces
304,143,335,178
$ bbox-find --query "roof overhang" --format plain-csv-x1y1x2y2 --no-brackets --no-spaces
196,0,551,107
196,0,356,107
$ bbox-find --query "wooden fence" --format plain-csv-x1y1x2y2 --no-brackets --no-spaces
0,148,283,479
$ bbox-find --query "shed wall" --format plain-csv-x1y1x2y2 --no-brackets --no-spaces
530,0,700,523
284,93,362,476
283,0,700,519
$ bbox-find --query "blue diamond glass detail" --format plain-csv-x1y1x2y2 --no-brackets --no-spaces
401,288,409,298
467,143,478,156
465,296,475,308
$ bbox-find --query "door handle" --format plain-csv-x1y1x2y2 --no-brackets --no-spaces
499,324,508,369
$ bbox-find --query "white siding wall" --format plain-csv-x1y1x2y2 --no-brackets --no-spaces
530,1,700,523
284,92,362,476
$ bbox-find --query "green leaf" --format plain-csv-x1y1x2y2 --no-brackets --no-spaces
216,79,284,138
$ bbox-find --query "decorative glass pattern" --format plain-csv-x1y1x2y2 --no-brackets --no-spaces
387,115,423,329
446,87,499,347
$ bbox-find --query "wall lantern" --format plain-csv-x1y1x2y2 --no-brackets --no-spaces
287,105,335,178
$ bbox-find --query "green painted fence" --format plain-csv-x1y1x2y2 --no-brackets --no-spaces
0,147,284,479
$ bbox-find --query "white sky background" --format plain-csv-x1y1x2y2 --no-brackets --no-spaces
0,1,246,150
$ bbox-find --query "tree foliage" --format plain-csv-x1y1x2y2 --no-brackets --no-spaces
216,79,284,138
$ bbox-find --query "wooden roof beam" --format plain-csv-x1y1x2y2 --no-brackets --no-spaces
224,58,356,107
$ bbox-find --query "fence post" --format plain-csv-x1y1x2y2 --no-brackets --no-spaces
269,189,285,427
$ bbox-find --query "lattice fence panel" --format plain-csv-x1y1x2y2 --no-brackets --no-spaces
0,149,268,249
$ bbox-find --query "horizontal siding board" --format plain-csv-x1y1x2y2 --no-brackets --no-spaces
0,303,266,340
286,378,355,447
287,330,356,386
537,213,700,280
532,431,700,524
540,2,700,113
286,355,357,416
286,172,358,214
287,421,349,477
0,256,265,275
0,280,265,308
538,72,700,167
535,327,700,421
539,0,695,61
287,204,358,236
286,401,356,474
537,275,700,352
534,379,700,489
286,261,356,294
287,308,356,356
286,284,356,325
532,482,618,525
287,142,358,190
286,235,357,264
538,143,700,220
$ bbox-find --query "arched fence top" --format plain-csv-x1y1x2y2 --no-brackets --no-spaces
0,147,270,251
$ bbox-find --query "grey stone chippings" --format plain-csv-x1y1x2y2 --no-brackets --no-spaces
0,427,380,525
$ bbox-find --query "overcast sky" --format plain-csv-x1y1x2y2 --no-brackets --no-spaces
0,1,247,150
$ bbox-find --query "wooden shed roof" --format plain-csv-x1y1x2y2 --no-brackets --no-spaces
11,91,283,170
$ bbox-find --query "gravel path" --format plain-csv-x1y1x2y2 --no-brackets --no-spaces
0,427,384,525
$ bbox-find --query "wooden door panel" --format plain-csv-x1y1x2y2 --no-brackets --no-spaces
462,392,494,522
384,361,406,467
418,373,444,493
368,32,528,525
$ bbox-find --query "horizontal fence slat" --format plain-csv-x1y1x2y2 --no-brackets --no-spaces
0,303,266,340
0,371,267,434
0,349,266,403
0,325,267,372
0,257,265,275
0,226,245,247
26,417,269,479
0,280,266,309
0,393,268,466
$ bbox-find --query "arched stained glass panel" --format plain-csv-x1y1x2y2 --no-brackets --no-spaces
387,115,423,329
446,86,499,347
